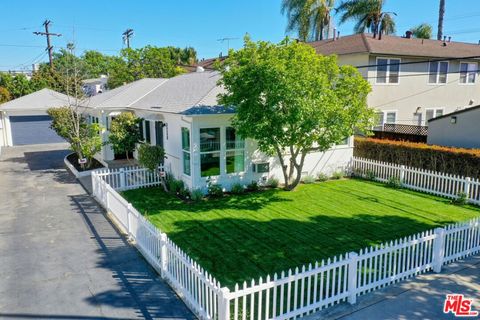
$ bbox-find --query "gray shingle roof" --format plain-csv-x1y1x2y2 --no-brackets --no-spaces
0,88,71,111
83,71,230,115
309,33,480,59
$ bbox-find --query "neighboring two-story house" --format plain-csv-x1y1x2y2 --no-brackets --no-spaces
309,33,480,128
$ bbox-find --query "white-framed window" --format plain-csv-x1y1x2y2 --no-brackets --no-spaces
181,127,191,176
225,127,245,174
376,58,400,84
374,110,397,130
460,62,477,84
425,108,444,123
200,127,221,177
428,61,448,84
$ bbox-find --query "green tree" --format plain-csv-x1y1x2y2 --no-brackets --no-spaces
411,23,433,39
0,86,11,103
0,73,35,99
48,106,104,170
282,0,335,41
219,37,374,190
108,112,142,160
137,144,165,172
336,0,396,39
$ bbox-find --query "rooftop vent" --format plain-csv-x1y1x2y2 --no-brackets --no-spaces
405,30,413,39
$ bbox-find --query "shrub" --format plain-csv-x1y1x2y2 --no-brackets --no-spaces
354,137,480,178
190,189,204,202
247,180,259,192
317,173,329,182
331,170,344,180
207,178,223,198
167,176,184,194
230,183,245,194
387,176,402,189
178,187,190,200
302,175,316,184
266,177,279,188
366,170,376,181
453,192,468,206
137,144,165,172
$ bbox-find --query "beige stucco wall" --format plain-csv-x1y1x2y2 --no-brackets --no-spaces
337,53,480,126
427,107,480,149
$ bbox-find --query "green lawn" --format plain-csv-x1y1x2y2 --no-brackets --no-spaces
122,179,480,288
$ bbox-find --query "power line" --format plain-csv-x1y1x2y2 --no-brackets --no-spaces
33,20,62,68
355,55,480,69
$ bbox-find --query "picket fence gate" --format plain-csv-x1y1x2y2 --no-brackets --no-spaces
352,157,480,205
91,166,480,320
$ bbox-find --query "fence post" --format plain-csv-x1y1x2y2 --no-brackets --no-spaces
400,165,405,184
126,203,132,238
433,228,446,273
347,252,358,304
218,287,231,320
92,172,97,198
119,168,126,190
160,233,168,279
102,179,109,209
464,177,471,199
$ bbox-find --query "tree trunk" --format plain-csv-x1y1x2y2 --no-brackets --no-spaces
283,150,308,191
437,0,445,40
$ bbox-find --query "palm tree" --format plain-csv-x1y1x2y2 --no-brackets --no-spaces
336,0,396,39
437,0,445,40
281,0,335,42
411,23,433,39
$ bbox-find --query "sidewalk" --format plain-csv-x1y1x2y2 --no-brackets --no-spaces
307,255,480,320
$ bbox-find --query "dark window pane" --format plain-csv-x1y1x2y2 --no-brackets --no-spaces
183,151,191,176
439,62,448,83
139,121,144,140
201,152,220,177
388,59,400,83
200,128,220,152
226,127,244,149
376,59,388,83
181,128,190,150
145,120,151,143
226,150,244,173
429,62,438,83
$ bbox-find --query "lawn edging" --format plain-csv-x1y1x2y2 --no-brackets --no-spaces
90,165,480,320
64,153,92,178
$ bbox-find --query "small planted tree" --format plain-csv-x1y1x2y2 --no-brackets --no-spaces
108,112,142,160
137,143,165,172
48,106,103,170
219,36,375,190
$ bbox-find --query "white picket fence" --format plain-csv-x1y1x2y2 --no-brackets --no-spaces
91,166,480,320
352,157,480,205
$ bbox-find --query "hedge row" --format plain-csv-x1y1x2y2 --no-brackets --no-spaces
354,137,480,178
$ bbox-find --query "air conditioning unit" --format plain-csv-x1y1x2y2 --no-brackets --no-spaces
253,162,270,173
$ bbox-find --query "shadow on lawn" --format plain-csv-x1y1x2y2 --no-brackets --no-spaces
168,214,458,288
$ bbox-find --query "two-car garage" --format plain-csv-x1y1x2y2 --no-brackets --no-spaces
0,88,69,146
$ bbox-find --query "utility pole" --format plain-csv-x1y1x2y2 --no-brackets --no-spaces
437,0,446,40
122,28,134,48
33,20,62,69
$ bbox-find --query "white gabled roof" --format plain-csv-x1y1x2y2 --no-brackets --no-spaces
83,71,232,115
0,88,71,112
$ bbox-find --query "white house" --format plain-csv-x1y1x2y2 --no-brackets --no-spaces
309,33,480,129
0,88,69,146
427,105,480,149
81,69,353,191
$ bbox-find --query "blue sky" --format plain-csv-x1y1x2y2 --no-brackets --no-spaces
1,0,480,71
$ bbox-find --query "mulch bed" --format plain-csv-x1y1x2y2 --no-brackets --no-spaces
66,153,104,172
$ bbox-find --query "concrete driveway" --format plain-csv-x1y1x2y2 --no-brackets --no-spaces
0,144,195,320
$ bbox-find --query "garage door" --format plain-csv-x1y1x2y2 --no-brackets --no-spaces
10,115,65,145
